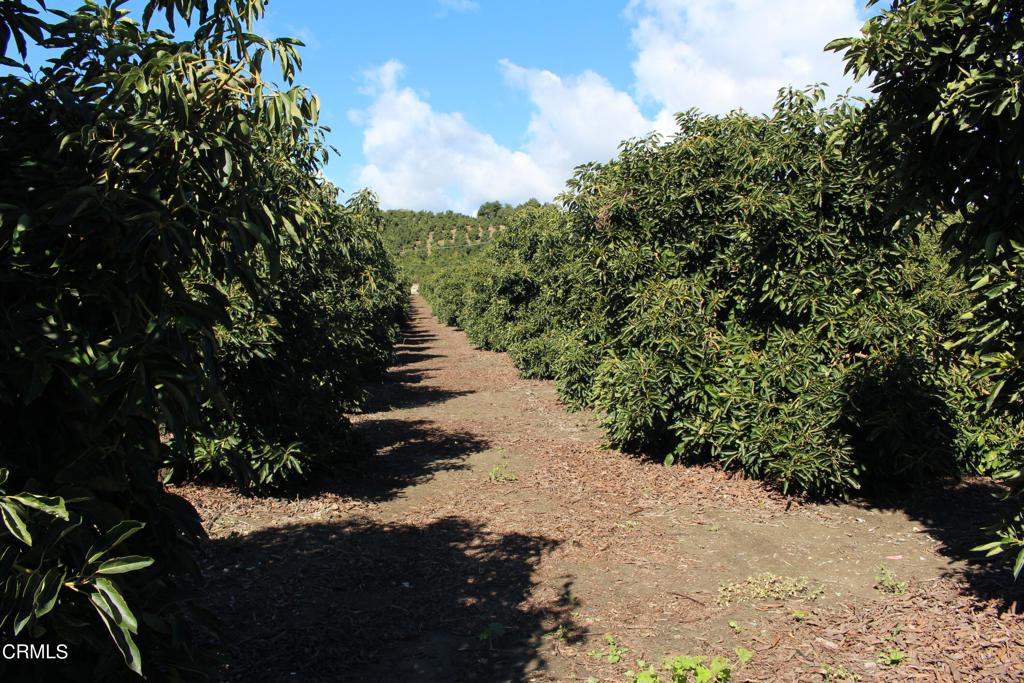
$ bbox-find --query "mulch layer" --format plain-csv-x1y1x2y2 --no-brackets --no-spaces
175,297,1023,682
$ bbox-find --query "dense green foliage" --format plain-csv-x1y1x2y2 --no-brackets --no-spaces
416,203,571,379
0,0,403,678
191,186,405,491
382,200,545,257
414,90,1021,501
829,0,1024,573
380,208,481,254
2,2,1020,676
403,0,1024,581
385,200,548,286
476,198,540,223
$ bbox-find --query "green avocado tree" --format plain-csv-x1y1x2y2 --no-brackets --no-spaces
829,0,1024,578
0,0,403,679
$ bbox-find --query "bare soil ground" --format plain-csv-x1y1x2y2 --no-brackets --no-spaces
176,297,1024,682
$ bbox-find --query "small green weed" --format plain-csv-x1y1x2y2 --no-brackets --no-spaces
558,588,580,606
588,634,628,664
876,646,906,667
718,573,823,605
488,460,517,483
871,625,907,667
874,565,908,596
819,664,861,682
221,530,246,550
626,648,754,683
627,662,660,683
727,620,745,634
791,609,811,622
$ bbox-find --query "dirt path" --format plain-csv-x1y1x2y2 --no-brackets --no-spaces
179,297,1023,682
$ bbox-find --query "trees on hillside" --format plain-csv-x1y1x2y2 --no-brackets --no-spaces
380,209,480,253
477,200,507,222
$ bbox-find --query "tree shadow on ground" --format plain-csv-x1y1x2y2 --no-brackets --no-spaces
206,517,580,682
393,350,445,365
837,354,1023,609
311,418,490,503
396,326,438,348
358,367,471,412
856,478,1024,609
294,306,482,501
357,327,470,411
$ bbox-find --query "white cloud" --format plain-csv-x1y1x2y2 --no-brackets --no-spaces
351,60,657,213
627,0,865,119
352,61,555,213
349,2,868,211
501,60,654,174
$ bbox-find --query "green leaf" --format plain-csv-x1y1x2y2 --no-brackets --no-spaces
0,500,32,546
823,37,853,52
33,567,65,619
12,578,38,635
87,520,145,564
96,556,155,576
92,577,138,634
8,493,69,520
972,540,1005,554
90,589,143,675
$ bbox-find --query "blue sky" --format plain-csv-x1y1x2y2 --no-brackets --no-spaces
15,0,876,214
256,1,641,158
253,0,652,206
263,0,876,213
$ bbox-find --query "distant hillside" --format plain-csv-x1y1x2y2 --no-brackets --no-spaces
381,209,480,255
380,200,544,255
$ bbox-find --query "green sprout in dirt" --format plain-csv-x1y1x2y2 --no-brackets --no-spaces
588,634,628,664
627,648,754,683
664,653,731,683
791,609,811,622
487,460,517,483
718,573,824,605
627,661,661,683
727,620,745,634
876,646,906,667
874,565,908,596
221,530,246,550
820,664,862,682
